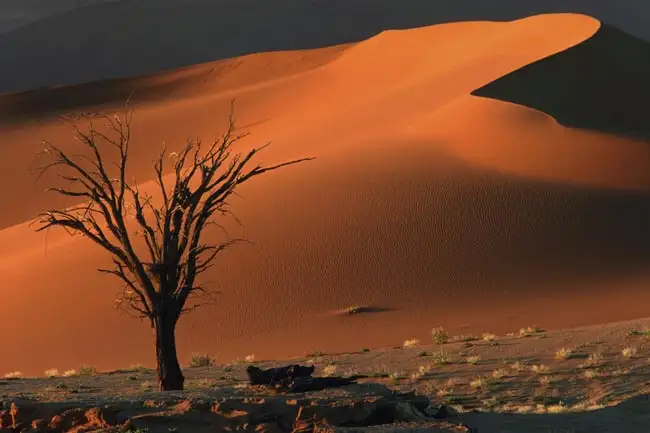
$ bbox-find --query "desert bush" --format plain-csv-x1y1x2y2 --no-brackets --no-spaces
188,353,215,368
431,327,449,345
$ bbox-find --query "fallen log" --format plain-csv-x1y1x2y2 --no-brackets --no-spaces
247,364,315,386
247,364,368,393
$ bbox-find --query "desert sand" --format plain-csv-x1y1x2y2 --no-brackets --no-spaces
1,12,650,393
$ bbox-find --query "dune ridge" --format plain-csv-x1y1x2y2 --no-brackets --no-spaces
3,0,650,93
2,13,650,376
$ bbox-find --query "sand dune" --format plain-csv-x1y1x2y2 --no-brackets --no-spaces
2,13,650,375
4,0,650,93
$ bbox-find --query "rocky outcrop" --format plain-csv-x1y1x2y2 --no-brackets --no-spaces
0,391,473,433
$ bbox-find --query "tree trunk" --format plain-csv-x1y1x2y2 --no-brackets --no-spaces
153,314,185,391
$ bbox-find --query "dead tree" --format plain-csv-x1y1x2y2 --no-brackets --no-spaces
32,103,313,391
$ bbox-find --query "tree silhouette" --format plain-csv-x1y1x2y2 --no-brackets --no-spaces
32,103,313,391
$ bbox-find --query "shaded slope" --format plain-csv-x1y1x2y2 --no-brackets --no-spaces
0,44,349,126
3,0,650,93
472,23,650,138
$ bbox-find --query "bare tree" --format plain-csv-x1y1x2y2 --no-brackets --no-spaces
32,103,313,391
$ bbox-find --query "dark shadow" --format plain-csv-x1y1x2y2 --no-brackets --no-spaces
342,306,396,316
3,0,650,94
472,23,650,139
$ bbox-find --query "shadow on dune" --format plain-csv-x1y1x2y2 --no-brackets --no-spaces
472,23,650,139
3,0,650,93
335,306,396,316
464,393,650,433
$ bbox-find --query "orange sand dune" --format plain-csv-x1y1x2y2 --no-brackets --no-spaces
3,13,650,375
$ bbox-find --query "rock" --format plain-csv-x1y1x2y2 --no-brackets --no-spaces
29,419,46,432
173,399,211,413
393,401,431,422
83,406,120,428
11,402,37,426
10,421,27,432
48,408,86,432
431,405,461,420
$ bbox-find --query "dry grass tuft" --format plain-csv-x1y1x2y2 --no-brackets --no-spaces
519,326,543,337
579,352,603,368
622,347,637,358
470,376,489,389
322,364,337,377
44,368,59,378
431,327,449,345
4,371,23,379
432,349,452,365
78,365,98,376
188,353,216,368
403,338,420,348
530,364,550,374
555,348,574,360
509,361,526,372
481,333,496,342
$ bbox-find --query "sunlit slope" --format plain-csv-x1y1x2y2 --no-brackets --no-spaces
3,14,650,375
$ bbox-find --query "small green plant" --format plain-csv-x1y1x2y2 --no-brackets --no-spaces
188,353,215,368
431,327,449,345
360,348,370,353
417,350,429,357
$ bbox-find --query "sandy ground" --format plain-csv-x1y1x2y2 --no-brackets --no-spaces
2,13,650,381
4,317,650,432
